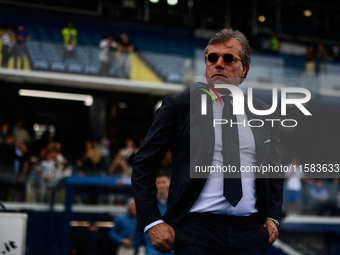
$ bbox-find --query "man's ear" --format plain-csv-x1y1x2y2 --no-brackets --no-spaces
242,65,249,77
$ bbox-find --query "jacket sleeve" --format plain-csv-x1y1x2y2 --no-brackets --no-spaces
132,95,177,232
109,216,123,244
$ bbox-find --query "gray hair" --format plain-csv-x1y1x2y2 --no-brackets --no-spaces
204,28,251,78
126,197,135,210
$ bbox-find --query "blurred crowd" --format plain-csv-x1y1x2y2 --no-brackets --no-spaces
304,43,340,75
0,120,172,205
0,120,74,203
1,25,30,69
1,120,340,217
284,157,340,216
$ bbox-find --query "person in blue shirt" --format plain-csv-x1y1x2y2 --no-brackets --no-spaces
134,172,174,255
110,198,137,255
14,25,30,70
310,179,335,215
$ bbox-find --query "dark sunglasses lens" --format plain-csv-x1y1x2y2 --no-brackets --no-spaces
208,53,219,63
223,53,234,64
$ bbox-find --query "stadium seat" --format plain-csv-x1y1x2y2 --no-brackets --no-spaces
84,65,100,75
51,62,66,72
33,60,49,70
167,73,182,83
68,63,83,73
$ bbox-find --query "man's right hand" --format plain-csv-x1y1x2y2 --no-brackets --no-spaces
121,238,133,248
148,222,175,253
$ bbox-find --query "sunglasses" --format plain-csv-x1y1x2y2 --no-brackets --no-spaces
205,52,241,65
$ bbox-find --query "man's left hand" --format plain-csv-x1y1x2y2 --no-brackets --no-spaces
263,219,278,246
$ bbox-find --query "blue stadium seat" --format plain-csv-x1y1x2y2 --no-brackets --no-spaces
51,62,66,72
33,60,49,70
68,63,83,73
167,73,182,83
84,65,100,75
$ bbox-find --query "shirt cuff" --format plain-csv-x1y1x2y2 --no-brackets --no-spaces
144,220,164,233
267,217,279,228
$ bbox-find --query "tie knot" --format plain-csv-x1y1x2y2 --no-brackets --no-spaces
222,95,233,103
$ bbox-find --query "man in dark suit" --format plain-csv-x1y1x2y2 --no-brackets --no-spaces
132,28,283,255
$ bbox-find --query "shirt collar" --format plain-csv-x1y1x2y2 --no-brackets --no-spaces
209,88,233,100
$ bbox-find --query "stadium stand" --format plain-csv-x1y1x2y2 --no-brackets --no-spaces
5,7,340,86
22,20,205,81
2,8,340,89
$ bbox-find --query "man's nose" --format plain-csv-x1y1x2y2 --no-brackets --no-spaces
215,56,225,69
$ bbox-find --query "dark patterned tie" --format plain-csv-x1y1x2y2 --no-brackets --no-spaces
221,96,242,207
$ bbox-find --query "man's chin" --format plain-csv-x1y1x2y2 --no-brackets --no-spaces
207,77,232,88
209,77,230,84
207,77,241,88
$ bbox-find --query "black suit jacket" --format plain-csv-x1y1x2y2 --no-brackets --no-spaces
132,88,283,232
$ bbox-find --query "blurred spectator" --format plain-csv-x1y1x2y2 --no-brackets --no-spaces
108,154,129,176
76,141,104,204
332,43,340,62
77,141,104,176
13,120,30,147
17,142,30,183
62,22,78,60
305,46,315,75
0,123,10,139
109,138,137,176
99,131,111,169
310,179,336,215
270,32,279,55
119,138,137,163
316,44,329,74
29,141,71,204
55,141,72,178
1,28,14,68
113,33,134,79
8,141,31,201
134,172,174,255
77,222,108,255
35,149,60,202
39,140,56,159
99,35,118,76
285,157,314,215
109,198,137,255
0,135,16,201
0,135,15,173
13,25,30,70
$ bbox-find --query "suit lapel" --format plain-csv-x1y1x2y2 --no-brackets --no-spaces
163,88,214,224
189,88,214,196
192,88,215,163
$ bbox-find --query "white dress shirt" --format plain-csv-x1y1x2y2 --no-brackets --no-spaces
189,92,257,215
